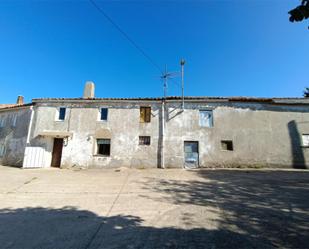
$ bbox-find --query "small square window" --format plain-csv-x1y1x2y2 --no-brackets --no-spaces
140,107,151,123
139,136,151,145
221,140,233,151
302,134,309,147
97,139,111,156
58,107,66,121
100,108,108,121
199,110,213,127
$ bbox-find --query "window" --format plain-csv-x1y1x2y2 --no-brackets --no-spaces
221,140,233,151
58,107,66,121
0,144,5,157
100,108,108,121
12,115,17,127
0,119,4,128
139,136,151,145
302,134,309,147
199,110,213,127
97,139,111,156
140,107,151,123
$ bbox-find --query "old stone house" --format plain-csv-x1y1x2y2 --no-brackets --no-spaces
0,82,309,169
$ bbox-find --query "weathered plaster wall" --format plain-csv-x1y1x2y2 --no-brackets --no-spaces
29,102,161,168
0,107,32,167
164,101,309,168
29,100,309,169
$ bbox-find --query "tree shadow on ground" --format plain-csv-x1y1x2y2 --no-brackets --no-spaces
0,206,258,249
140,170,309,249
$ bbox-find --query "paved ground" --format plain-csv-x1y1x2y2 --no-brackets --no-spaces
0,166,309,249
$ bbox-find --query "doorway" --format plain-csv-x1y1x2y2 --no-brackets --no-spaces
51,138,63,167
184,141,199,169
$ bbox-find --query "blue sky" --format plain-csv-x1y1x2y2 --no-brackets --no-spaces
0,0,308,103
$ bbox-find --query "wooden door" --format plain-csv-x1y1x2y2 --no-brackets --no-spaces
51,138,63,167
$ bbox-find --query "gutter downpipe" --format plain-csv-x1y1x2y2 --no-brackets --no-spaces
26,106,34,145
23,105,35,168
161,98,165,169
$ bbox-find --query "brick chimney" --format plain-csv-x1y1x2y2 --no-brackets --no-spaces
16,95,24,105
83,81,95,99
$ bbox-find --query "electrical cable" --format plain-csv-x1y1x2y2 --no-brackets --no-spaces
89,0,163,74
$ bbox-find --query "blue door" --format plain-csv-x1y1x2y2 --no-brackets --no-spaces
184,141,199,169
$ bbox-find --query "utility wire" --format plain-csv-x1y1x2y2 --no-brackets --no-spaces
89,0,163,74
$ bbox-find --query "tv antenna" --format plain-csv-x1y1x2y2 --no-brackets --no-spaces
161,59,186,109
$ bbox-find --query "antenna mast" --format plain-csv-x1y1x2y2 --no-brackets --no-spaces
161,59,186,108
162,65,168,99
180,59,185,109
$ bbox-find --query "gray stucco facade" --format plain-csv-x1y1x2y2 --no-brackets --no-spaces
0,105,32,167
163,100,309,168
1,95,309,169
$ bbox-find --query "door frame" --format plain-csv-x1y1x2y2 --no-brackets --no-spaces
184,141,199,169
51,138,64,167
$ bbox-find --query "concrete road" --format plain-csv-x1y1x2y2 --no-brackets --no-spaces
0,166,309,249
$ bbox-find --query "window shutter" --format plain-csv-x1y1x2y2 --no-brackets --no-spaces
101,108,108,121
140,107,145,122
199,110,213,127
146,108,151,122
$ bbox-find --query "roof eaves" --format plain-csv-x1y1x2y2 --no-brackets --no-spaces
0,103,34,112
31,97,309,105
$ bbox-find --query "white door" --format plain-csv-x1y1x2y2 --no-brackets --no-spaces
23,147,45,168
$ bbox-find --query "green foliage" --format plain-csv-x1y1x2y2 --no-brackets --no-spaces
289,0,309,28
304,87,309,98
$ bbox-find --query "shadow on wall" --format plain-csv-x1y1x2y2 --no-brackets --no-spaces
157,103,163,168
0,206,254,249
140,170,309,249
288,120,306,169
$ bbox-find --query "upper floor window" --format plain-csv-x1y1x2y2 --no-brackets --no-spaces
58,107,66,121
100,108,108,121
199,110,213,127
12,115,17,127
140,107,151,123
0,118,4,128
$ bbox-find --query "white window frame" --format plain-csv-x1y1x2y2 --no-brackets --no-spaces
302,134,309,147
55,107,66,121
98,107,108,122
12,115,17,127
199,110,214,128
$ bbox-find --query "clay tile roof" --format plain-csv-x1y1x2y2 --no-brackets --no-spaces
0,103,33,111
0,104,17,109
31,96,309,105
